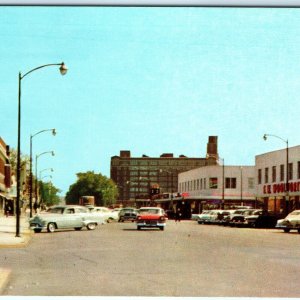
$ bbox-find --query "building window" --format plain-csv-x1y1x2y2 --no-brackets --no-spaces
225,177,236,189
288,163,293,180
200,178,203,190
258,169,262,184
298,162,300,179
209,177,218,189
204,178,206,189
280,164,284,181
272,166,276,183
248,178,254,189
197,179,200,190
265,168,269,184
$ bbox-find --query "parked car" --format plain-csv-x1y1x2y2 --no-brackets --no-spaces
91,206,116,223
243,210,264,227
29,205,100,233
276,210,300,233
136,207,167,230
229,209,256,227
222,209,250,226
216,210,235,225
197,210,212,224
118,207,138,222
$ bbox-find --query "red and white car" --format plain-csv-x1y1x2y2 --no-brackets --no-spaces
136,207,167,231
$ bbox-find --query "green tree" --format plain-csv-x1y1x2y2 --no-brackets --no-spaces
65,171,118,207
39,181,61,207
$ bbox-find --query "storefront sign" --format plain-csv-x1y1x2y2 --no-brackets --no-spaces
263,181,300,194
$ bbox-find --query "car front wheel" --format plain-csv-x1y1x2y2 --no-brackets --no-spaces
159,227,164,231
284,228,290,233
87,223,97,230
47,223,56,233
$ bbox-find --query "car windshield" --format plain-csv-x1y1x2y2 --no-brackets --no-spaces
139,209,160,215
46,207,64,214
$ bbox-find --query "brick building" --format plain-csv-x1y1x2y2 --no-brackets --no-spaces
0,137,12,214
110,136,219,206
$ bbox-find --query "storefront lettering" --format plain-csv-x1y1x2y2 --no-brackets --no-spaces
264,181,300,194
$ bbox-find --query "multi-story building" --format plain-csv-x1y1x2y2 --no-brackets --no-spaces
256,145,300,215
178,164,256,213
110,136,219,205
0,137,12,214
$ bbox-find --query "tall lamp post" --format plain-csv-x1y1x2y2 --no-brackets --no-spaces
263,133,289,215
39,168,54,180
16,62,67,237
240,166,243,206
29,129,56,218
35,151,55,210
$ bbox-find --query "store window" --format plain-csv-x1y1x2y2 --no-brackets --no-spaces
258,169,262,184
272,166,276,183
265,168,269,184
248,178,255,189
225,177,236,189
209,177,218,189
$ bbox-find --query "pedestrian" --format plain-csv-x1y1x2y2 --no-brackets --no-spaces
175,208,181,222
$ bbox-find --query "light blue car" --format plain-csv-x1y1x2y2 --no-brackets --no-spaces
29,205,102,233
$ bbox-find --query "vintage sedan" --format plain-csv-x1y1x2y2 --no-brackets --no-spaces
136,207,167,231
29,205,101,233
276,210,300,233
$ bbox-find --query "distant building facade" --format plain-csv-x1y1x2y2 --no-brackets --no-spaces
0,137,12,214
110,136,219,206
178,165,256,213
256,145,300,215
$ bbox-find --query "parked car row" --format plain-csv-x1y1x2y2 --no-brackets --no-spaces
195,208,283,229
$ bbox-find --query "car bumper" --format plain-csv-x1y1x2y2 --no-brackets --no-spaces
136,221,166,228
29,222,45,230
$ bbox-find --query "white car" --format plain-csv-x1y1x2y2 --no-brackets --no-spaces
91,207,117,223
276,210,300,233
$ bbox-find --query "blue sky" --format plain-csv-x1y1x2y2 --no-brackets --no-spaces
1,7,300,195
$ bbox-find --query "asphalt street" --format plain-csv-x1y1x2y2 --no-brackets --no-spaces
1,220,300,297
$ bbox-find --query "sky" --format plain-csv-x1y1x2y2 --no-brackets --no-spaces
1,6,300,195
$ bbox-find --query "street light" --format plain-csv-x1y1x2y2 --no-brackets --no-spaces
240,166,243,206
29,129,56,218
39,168,54,180
16,62,67,237
35,151,55,210
263,133,289,214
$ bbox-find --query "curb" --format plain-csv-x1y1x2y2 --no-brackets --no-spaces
0,268,11,295
0,229,33,249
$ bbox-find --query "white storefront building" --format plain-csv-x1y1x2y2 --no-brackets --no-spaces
256,145,300,214
178,165,256,212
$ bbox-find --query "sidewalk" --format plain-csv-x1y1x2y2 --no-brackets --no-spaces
0,215,32,248
0,215,33,294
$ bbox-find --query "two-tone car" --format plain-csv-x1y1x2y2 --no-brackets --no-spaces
29,205,101,233
136,207,167,231
276,210,300,233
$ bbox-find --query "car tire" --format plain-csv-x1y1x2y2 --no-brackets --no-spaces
87,223,97,230
159,227,164,231
47,223,56,233
74,227,82,231
137,226,141,230
34,228,42,233
298,229,300,234
284,228,290,233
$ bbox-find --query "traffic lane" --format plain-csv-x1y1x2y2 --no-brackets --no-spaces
2,221,300,296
